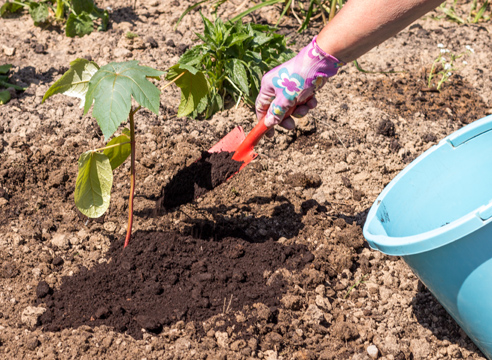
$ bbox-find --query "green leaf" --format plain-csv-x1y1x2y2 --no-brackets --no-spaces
178,46,205,68
1,1,24,17
229,0,284,23
166,64,208,117
226,33,251,48
0,80,26,91
473,0,489,23
103,130,131,170
66,12,94,37
0,64,12,74
74,151,113,218
174,0,209,30
43,58,99,107
97,9,109,31
0,90,11,105
226,59,249,94
29,2,49,25
84,61,164,139
71,0,94,15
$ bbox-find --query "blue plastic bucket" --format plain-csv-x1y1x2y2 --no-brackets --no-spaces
363,114,492,359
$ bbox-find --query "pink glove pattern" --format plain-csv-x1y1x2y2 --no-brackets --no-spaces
256,36,344,128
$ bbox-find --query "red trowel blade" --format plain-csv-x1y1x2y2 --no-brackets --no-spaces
207,125,259,171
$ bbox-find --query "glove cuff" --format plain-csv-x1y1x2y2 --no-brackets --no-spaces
312,36,345,69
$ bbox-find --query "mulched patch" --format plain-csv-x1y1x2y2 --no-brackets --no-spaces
36,231,313,340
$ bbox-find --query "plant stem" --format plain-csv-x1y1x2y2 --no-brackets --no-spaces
160,71,185,91
55,0,65,20
124,107,137,248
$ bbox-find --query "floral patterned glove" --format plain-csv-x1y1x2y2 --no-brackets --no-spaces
256,36,344,132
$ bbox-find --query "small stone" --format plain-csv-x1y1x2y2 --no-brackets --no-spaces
21,306,46,328
51,233,70,249
113,47,132,58
103,222,117,233
410,338,431,359
3,45,15,56
263,350,278,360
334,162,349,173
175,337,191,352
26,337,40,350
302,304,325,324
315,295,332,311
34,43,45,54
215,331,229,348
367,344,379,359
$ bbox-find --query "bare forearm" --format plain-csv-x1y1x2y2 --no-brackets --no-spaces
317,0,443,63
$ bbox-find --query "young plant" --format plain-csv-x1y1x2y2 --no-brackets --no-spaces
427,44,474,91
0,64,26,105
167,14,294,119
436,0,490,24
43,59,164,247
0,0,109,37
176,0,346,32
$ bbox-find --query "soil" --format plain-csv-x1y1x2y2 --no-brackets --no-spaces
36,231,313,340
1,1,492,360
157,151,243,210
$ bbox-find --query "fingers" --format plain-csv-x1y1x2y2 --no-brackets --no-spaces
265,116,295,138
255,85,276,121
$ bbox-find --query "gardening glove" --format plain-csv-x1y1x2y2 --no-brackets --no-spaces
256,36,344,137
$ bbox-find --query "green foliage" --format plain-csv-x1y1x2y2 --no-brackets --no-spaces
167,64,209,118
74,151,113,218
103,128,132,170
0,90,10,104
427,44,474,91
44,59,163,231
436,0,490,24
0,63,26,105
169,14,295,119
42,58,99,107
0,0,109,37
176,0,346,33
84,61,164,139
125,31,139,39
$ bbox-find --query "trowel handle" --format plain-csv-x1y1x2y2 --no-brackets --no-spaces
233,117,269,158
232,97,312,163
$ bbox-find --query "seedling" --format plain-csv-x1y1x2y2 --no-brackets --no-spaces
43,59,164,247
168,14,294,119
1,0,109,37
125,31,138,39
0,64,26,105
427,44,473,91
344,274,368,299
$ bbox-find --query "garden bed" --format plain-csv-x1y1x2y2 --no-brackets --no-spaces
0,1,491,359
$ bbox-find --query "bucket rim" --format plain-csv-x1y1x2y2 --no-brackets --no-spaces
363,114,492,256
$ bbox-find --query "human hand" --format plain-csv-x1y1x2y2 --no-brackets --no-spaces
256,36,344,137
